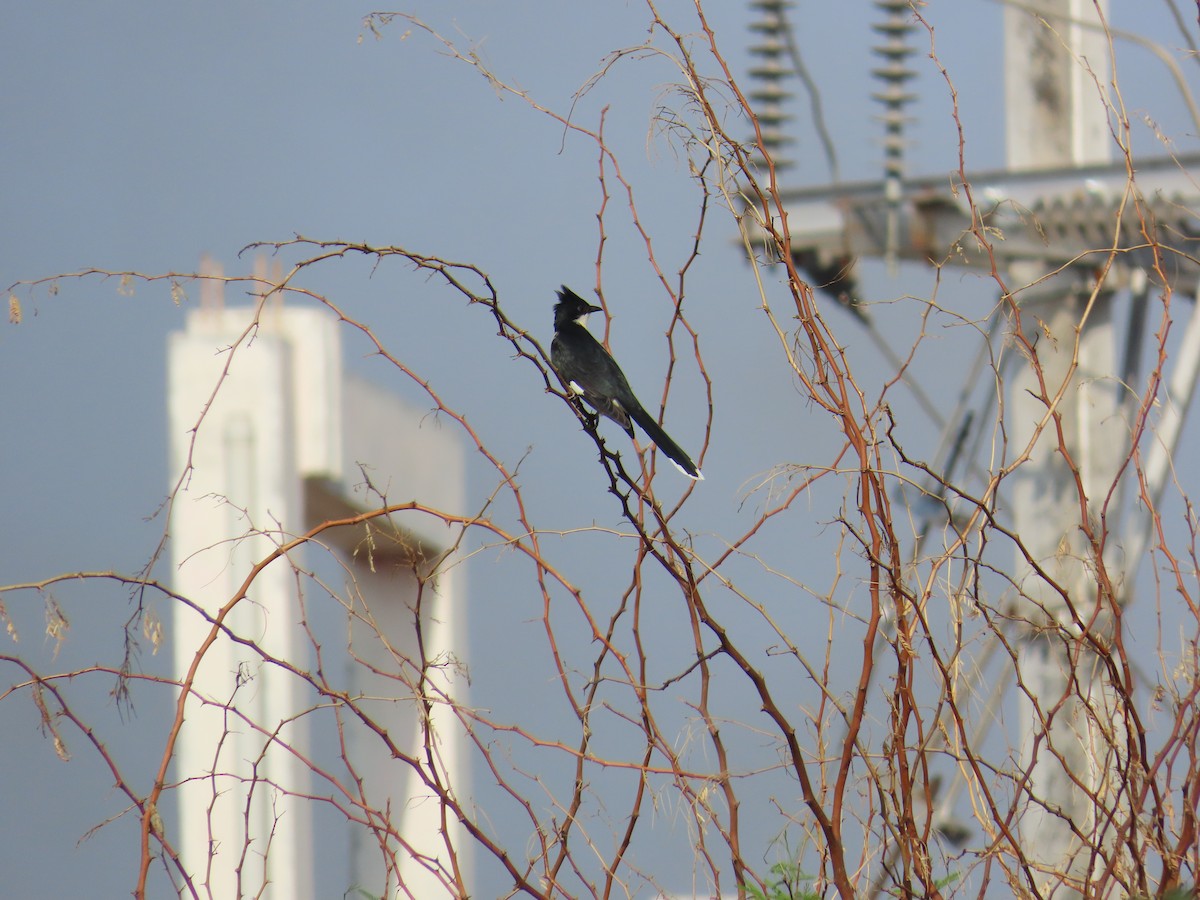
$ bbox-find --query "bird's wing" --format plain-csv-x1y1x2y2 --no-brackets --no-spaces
553,328,637,435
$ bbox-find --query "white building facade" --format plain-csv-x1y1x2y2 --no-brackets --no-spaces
167,290,468,898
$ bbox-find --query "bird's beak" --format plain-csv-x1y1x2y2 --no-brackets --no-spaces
585,303,603,315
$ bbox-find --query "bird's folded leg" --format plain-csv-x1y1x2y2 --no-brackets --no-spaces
573,402,600,432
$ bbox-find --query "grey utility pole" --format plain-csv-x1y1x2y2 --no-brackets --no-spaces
1003,2,1123,896
754,0,1200,895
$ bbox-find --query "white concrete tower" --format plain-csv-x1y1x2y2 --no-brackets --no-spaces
167,270,468,898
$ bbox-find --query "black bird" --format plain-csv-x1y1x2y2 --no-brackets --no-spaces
551,286,703,480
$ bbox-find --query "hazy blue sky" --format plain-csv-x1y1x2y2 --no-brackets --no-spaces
3,2,1198,897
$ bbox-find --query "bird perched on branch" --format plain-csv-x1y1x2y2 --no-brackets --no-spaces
550,286,703,480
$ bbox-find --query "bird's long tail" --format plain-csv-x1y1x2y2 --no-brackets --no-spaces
629,405,703,480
